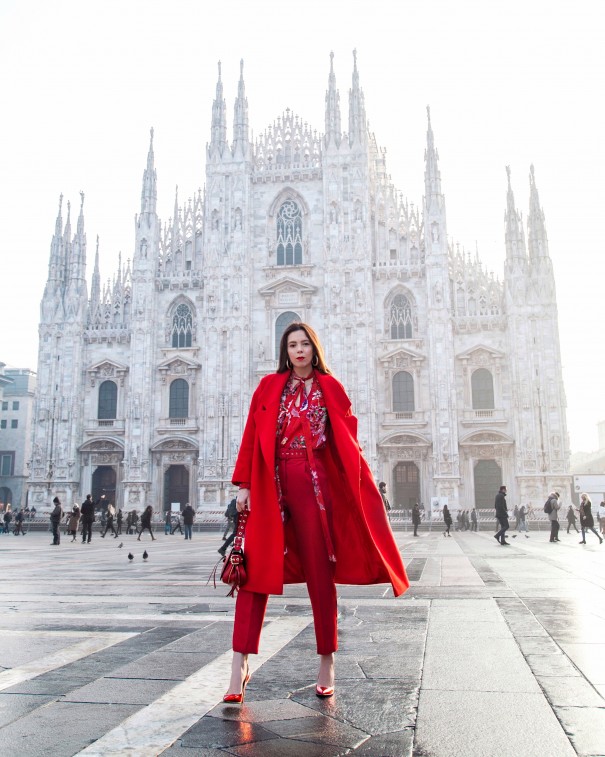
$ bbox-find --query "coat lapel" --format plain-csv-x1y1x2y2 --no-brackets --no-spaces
255,372,289,466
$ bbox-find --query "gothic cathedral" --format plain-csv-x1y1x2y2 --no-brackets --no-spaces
28,54,570,514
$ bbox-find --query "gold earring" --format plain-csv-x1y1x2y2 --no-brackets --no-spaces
286,359,292,369
312,355,319,367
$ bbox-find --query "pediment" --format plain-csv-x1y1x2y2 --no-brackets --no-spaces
379,347,425,367
459,431,513,445
258,276,317,297
380,433,431,446
456,343,506,363
151,437,198,452
157,356,201,374
87,359,129,377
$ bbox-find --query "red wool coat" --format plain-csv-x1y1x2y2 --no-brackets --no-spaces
232,371,409,597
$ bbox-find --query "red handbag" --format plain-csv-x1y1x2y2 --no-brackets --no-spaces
219,509,249,597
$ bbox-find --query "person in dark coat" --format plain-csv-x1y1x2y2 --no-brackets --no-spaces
182,503,195,540
443,505,452,537
494,485,510,545
80,494,100,544
470,508,478,532
137,505,156,541
13,509,25,535
578,493,603,545
566,504,579,534
219,498,238,555
411,502,421,537
50,497,63,545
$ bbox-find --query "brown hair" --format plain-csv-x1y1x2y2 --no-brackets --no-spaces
277,322,331,374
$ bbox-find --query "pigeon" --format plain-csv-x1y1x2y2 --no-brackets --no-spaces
128,552,134,561
142,550,149,561
118,542,123,548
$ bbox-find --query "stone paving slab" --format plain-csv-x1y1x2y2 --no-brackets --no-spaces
416,690,577,757
2,530,605,755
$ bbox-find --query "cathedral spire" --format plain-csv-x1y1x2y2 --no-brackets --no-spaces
527,164,549,259
91,235,101,306
140,127,157,215
424,106,442,203
348,49,366,147
504,166,527,265
55,193,63,237
232,59,250,158
325,51,341,148
69,191,87,282
209,61,227,159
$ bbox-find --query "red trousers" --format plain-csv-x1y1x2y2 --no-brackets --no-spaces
232,454,338,655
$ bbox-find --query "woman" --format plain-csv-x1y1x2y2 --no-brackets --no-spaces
101,503,117,538
518,504,530,538
224,323,409,703
578,494,603,545
411,502,421,537
138,506,155,541
67,504,81,542
443,505,452,537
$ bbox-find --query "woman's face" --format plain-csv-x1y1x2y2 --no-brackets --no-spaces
287,329,313,374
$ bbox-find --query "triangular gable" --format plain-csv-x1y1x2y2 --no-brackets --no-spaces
456,343,506,362
258,276,317,298
379,346,425,367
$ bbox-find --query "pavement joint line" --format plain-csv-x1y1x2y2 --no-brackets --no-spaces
0,632,137,692
74,615,312,757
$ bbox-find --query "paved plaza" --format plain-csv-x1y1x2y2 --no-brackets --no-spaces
1,525,604,756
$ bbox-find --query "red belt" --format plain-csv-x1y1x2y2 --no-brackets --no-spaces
277,446,326,460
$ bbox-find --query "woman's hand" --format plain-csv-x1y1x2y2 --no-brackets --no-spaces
236,488,250,513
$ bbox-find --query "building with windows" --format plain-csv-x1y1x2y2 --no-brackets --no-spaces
28,54,570,515
0,368,36,509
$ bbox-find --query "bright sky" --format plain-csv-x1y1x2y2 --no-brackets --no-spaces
0,0,603,454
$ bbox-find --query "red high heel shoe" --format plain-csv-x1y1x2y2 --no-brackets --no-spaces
223,665,251,704
315,685,335,698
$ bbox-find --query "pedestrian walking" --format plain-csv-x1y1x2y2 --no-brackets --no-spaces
494,485,510,545
101,502,118,538
378,482,391,519
599,501,605,536
566,504,579,534
222,498,238,539
80,493,100,543
137,505,156,541
223,322,409,703
171,512,183,535
3,507,12,534
67,504,81,541
182,502,195,540
545,491,561,542
412,502,421,537
578,493,603,545
470,508,478,532
219,498,239,556
50,496,63,545
13,509,25,535
116,509,123,536
164,510,172,535
443,504,452,537
517,504,530,538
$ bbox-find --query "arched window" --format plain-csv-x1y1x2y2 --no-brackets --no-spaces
393,372,415,412
276,200,303,265
98,380,117,419
171,304,193,348
275,311,301,359
389,294,413,339
471,368,495,409
169,379,189,418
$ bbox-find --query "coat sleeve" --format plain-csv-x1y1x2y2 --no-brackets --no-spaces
232,379,264,487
